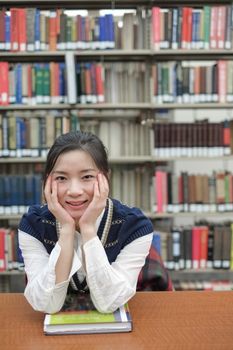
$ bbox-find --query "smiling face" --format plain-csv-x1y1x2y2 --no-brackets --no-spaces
51,149,99,222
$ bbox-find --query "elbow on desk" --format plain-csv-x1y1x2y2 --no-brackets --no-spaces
24,290,64,314
91,287,136,314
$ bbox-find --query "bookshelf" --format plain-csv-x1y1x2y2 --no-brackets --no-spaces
2,0,233,291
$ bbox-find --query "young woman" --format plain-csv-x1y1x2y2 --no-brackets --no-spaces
19,131,171,314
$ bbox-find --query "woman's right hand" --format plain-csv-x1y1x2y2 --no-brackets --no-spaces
44,175,75,230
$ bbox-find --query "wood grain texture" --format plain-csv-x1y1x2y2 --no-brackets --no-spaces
1,292,233,350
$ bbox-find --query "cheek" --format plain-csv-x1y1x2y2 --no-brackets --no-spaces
85,182,95,197
56,183,67,201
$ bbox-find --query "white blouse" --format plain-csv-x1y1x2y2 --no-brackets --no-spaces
18,223,153,314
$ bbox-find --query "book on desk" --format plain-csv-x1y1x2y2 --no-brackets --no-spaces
44,293,132,335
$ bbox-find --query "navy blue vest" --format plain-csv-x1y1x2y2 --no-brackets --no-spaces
19,198,153,292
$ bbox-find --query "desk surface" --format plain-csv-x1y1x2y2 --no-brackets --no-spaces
1,291,233,350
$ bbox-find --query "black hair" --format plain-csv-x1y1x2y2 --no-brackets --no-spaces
43,131,109,188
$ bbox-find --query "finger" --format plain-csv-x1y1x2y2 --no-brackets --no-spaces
93,178,100,198
98,173,109,196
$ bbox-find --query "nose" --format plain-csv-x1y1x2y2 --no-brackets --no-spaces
67,179,84,196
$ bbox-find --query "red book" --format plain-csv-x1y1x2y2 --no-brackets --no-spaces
151,7,160,50
210,6,218,49
218,60,227,103
217,6,226,49
223,120,231,155
181,7,188,49
186,7,193,50
50,62,55,102
18,8,26,51
155,170,168,213
50,62,59,103
10,8,19,51
95,63,104,103
0,228,6,272
192,226,201,269
0,62,9,105
199,226,209,269
76,15,82,48
49,10,57,51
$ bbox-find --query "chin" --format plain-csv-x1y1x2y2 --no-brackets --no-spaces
68,211,83,221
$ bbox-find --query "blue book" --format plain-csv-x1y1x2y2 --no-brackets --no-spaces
10,175,20,213
16,117,27,154
152,232,161,255
35,9,41,50
192,11,198,49
59,63,66,102
0,176,5,211
4,176,11,209
24,175,34,206
5,14,10,50
98,16,106,49
33,174,42,205
195,11,201,48
106,14,115,48
18,175,26,208
15,64,23,104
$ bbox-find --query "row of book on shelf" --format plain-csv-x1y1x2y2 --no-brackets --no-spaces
0,8,149,51
153,170,233,214
1,169,233,215
173,280,233,291
1,221,233,274
154,222,233,271
0,227,23,272
153,120,233,158
0,61,151,105
0,112,153,158
1,60,233,105
2,111,233,159
152,60,233,104
1,6,233,52
151,5,233,51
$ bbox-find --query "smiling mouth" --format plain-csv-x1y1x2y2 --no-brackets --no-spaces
66,200,88,207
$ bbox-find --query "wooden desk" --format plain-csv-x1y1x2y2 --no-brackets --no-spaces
1,291,233,350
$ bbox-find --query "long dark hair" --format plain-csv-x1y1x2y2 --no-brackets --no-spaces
43,131,109,188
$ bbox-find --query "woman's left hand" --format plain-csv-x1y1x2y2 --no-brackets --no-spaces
78,173,109,239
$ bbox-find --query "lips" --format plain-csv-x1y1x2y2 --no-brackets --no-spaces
65,200,88,208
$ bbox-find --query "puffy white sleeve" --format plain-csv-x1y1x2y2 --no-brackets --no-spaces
18,230,81,314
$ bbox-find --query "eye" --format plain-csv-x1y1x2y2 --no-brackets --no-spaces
55,176,66,182
82,174,95,181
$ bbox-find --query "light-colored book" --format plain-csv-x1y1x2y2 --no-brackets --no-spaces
44,293,132,335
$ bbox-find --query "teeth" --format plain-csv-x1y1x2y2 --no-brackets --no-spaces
68,202,84,206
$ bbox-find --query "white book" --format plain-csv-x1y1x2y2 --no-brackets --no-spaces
65,52,77,104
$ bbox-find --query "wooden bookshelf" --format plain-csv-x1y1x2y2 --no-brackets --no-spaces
1,0,233,291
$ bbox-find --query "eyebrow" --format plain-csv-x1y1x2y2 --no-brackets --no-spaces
52,169,96,175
